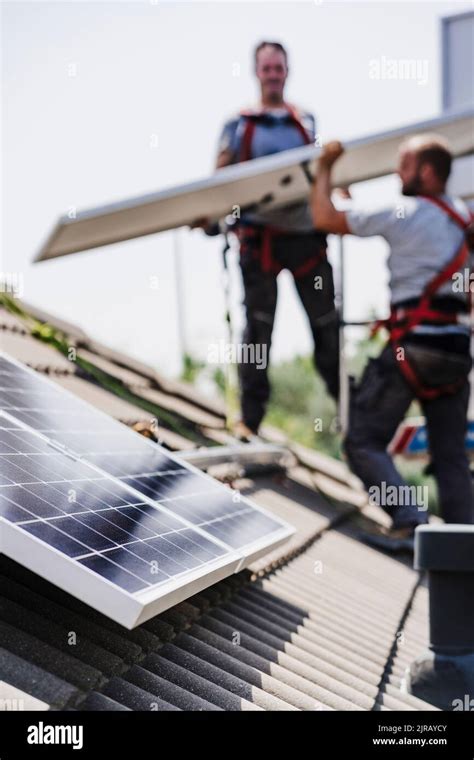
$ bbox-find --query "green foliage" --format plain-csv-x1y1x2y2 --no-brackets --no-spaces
180,353,205,384
212,367,227,395
266,355,341,457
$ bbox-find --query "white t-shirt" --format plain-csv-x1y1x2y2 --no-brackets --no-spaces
345,194,470,306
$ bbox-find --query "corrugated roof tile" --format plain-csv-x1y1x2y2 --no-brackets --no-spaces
142,652,261,711
160,634,295,710
0,621,104,692
0,647,81,709
79,691,132,711
122,663,223,711
100,677,181,711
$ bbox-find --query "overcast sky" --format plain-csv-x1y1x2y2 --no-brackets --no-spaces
2,0,471,377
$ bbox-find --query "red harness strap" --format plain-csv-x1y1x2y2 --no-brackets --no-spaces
240,116,257,165
239,105,324,277
239,103,311,162
378,195,472,400
238,223,327,277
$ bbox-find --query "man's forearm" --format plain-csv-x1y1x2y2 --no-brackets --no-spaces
311,164,335,228
216,149,234,170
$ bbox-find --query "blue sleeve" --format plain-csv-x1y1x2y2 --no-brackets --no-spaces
217,117,241,161
296,109,316,143
306,113,316,143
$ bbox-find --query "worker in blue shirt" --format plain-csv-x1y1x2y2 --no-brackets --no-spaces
204,41,339,440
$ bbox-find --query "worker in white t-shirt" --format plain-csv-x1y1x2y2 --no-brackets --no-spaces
311,134,473,551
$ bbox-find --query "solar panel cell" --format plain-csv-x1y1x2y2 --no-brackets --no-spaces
79,554,148,593
20,520,93,558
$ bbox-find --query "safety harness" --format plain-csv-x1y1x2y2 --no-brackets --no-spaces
237,104,326,279
373,195,473,400
239,103,311,162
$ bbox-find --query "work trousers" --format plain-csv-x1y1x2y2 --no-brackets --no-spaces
345,346,473,527
237,226,339,432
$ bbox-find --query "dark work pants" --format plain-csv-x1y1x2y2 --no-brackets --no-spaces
237,228,339,432
345,346,473,527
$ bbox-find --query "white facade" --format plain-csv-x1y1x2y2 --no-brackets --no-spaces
443,11,474,203
442,11,474,422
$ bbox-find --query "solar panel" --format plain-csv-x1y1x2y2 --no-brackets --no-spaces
0,354,294,627
34,108,474,261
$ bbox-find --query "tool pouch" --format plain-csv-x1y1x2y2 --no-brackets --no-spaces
403,343,472,389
